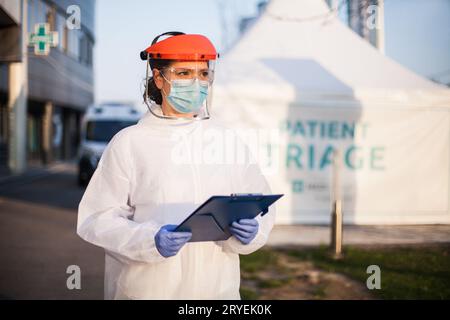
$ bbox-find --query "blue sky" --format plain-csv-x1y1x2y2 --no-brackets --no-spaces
94,0,450,108
333,0,450,84
384,0,450,83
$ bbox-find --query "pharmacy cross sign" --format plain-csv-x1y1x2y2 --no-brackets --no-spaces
28,23,59,56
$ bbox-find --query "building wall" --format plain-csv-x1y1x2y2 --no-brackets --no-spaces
0,0,96,169
0,0,20,23
27,0,95,109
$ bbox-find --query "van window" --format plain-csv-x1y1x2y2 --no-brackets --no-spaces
86,120,137,142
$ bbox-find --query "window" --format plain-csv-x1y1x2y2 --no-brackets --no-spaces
79,33,87,64
86,120,137,143
87,38,93,66
55,13,66,52
27,0,53,33
27,0,36,33
45,5,56,30
37,1,49,25
67,29,80,60
79,34,94,66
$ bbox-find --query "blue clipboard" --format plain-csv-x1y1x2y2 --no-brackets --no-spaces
175,193,284,242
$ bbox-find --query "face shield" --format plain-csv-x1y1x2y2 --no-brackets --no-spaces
141,32,219,121
144,58,216,120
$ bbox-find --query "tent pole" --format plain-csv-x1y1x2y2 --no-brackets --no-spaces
330,148,343,259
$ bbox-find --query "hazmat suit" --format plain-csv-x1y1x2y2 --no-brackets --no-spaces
77,104,276,299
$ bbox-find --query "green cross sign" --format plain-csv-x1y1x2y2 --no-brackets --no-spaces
28,23,59,56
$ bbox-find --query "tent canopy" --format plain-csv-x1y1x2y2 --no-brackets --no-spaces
212,0,450,225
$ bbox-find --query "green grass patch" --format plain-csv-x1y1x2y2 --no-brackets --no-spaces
239,287,260,300
285,244,450,300
312,283,327,299
239,248,279,273
258,277,292,289
239,248,292,298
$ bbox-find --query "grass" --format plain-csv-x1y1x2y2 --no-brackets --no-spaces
239,249,285,299
284,244,450,300
239,244,450,300
239,249,279,273
311,283,327,299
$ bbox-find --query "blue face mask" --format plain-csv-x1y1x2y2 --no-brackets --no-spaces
166,79,209,114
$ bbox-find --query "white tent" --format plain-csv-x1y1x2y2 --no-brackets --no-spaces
212,0,450,224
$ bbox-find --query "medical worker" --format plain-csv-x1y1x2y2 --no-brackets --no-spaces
77,32,276,299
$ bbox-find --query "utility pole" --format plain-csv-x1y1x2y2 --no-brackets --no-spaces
8,0,28,174
330,148,343,259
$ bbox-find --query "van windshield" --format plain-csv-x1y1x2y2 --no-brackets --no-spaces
86,120,137,142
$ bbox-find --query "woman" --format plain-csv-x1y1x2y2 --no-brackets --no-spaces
77,32,276,299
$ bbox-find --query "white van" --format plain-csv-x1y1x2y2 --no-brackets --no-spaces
77,102,142,186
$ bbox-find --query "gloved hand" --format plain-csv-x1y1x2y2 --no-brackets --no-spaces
229,218,259,245
155,224,192,258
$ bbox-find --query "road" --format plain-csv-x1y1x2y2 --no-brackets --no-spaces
0,164,103,300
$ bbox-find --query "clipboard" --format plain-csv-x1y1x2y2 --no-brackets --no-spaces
175,193,284,242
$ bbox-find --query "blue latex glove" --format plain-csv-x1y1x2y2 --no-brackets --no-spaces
155,224,192,258
229,218,259,245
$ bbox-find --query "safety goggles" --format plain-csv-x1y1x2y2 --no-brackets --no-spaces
161,67,215,85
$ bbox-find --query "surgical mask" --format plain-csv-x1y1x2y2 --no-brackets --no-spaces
164,78,209,114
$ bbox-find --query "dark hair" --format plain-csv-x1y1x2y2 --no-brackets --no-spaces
145,59,172,105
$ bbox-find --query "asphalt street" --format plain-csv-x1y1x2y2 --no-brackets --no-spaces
0,166,104,300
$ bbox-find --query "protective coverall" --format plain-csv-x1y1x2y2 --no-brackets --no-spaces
77,105,276,299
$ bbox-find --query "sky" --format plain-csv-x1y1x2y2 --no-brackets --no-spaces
94,0,262,110
384,0,450,84
94,0,450,109
332,0,450,85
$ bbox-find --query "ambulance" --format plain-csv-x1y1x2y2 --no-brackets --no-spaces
77,102,142,186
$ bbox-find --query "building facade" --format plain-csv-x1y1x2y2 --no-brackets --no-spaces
0,0,95,173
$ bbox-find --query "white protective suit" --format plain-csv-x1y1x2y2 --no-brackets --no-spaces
77,104,276,299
